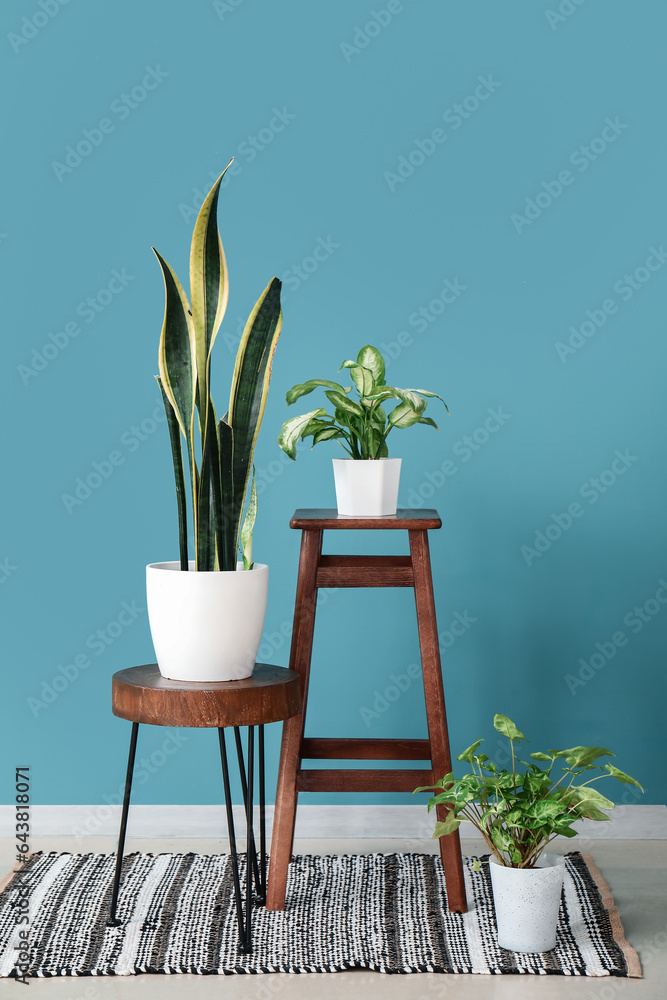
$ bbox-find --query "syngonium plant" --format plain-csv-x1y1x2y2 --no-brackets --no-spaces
416,714,643,869
277,344,447,460
154,159,282,572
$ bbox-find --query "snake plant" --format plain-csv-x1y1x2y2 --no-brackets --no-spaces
154,160,283,571
278,344,447,460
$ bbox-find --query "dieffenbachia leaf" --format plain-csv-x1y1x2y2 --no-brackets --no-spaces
387,401,421,428
339,361,375,396
356,344,385,385
286,379,350,405
409,387,450,413
278,408,326,459
325,390,365,417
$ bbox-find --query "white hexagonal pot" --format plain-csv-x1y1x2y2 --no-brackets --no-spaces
146,561,268,682
489,852,566,953
332,458,402,517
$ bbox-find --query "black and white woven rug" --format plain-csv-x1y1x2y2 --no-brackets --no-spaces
0,851,641,977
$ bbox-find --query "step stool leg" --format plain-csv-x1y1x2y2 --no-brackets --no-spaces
409,529,468,913
266,528,322,911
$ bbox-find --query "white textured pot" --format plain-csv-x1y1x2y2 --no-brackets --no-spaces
332,457,402,517
146,561,268,682
489,852,566,952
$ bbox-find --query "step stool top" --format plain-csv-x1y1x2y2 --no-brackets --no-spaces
290,509,441,530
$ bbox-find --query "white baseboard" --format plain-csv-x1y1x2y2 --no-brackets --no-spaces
1,804,665,841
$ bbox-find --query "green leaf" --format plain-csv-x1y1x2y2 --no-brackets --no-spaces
228,277,283,553
433,814,461,839
456,739,483,764
530,752,554,761
409,388,449,414
524,800,566,822
339,362,375,396
387,401,421,428
157,376,188,571
604,764,643,791
189,161,233,418
390,387,427,415
418,416,439,430
278,408,327,459
153,248,196,446
197,404,220,571
286,379,350,405
218,420,235,571
325,390,365,417
493,715,527,742
356,344,385,385
240,467,257,570
563,746,614,768
312,425,345,447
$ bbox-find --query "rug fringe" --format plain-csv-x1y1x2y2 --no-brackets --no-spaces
0,854,36,896
582,853,642,978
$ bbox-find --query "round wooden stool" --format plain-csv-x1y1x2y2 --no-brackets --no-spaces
108,663,301,953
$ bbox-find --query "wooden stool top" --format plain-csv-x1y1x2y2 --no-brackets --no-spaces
112,664,301,729
290,508,441,530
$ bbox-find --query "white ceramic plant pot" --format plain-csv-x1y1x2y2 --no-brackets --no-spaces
332,458,402,517
489,852,566,953
146,561,269,682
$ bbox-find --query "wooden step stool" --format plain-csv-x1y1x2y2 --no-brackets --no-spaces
266,508,467,913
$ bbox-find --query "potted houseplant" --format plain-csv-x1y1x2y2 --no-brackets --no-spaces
417,714,642,953
277,344,446,516
148,159,283,682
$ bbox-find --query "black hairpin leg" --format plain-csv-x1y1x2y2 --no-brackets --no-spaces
258,724,266,901
218,727,251,953
245,726,254,946
107,721,139,927
233,727,263,902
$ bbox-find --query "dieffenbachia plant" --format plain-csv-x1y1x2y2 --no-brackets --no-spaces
277,344,447,460
154,160,282,571
416,714,643,869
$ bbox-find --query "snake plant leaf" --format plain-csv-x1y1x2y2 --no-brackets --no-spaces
409,387,450,413
217,419,235,571
286,379,349,405
278,408,326,459
324,390,365,417
189,160,233,416
240,467,257,570
157,376,188,570
228,277,283,545
340,362,375,396
153,248,196,445
387,401,421,428
356,344,385,385
197,407,221,572
604,764,643,790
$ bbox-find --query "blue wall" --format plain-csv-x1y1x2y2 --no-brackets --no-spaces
2,0,665,811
